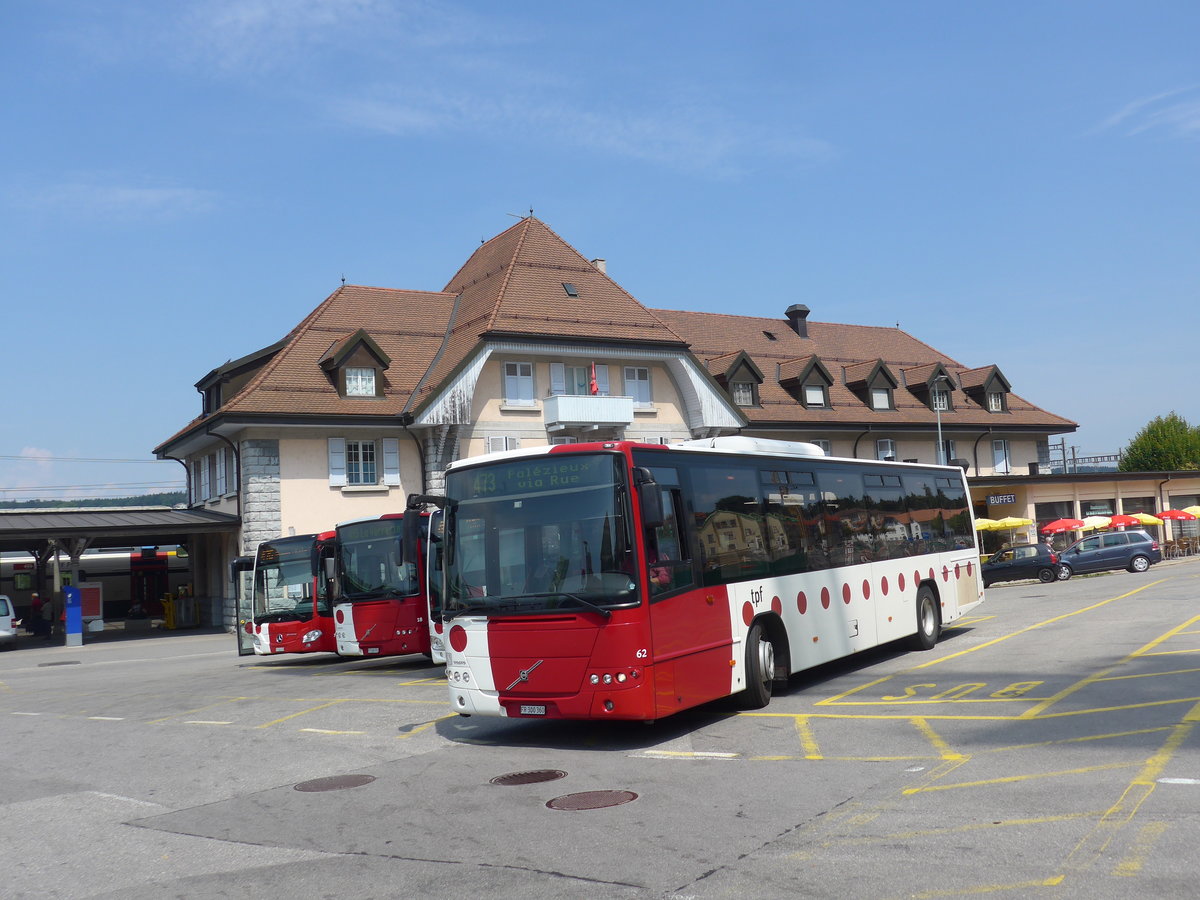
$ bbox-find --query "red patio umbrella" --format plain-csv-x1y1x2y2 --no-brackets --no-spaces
1158,509,1197,521
1108,514,1140,528
1041,518,1084,534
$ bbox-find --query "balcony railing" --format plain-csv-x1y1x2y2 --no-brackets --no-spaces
543,394,635,430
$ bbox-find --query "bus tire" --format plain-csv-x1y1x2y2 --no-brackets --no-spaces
909,585,940,651
739,620,774,709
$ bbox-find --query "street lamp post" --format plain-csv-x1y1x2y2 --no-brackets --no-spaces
933,374,952,466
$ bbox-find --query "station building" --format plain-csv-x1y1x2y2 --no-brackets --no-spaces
153,216,1135,628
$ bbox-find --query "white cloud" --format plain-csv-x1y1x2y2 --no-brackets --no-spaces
331,87,833,177
9,180,217,220
1097,86,1200,140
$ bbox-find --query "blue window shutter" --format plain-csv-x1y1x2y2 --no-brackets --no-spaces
328,438,347,487
549,362,566,395
382,438,400,486
595,364,610,396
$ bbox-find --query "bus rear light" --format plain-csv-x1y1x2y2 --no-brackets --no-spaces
591,671,635,686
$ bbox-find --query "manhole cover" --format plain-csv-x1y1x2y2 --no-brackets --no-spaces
294,774,376,792
491,769,567,786
546,790,638,810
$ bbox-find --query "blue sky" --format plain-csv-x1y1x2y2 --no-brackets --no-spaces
3,1,1198,501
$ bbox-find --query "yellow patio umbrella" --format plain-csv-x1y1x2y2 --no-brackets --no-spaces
1080,515,1111,531
992,515,1034,542
974,517,1000,530
1183,506,1200,519
1127,512,1164,526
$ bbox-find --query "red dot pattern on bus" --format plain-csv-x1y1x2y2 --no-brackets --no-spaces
449,624,468,652
335,609,345,623
742,601,754,626
771,563,975,617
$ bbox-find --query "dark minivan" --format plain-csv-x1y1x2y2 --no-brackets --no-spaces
1056,529,1162,579
981,544,1061,587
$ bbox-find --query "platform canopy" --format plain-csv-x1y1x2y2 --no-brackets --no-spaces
0,507,239,555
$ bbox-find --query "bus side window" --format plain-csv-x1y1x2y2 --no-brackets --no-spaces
648,488,690,594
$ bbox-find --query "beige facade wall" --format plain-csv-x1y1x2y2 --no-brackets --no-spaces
465,356,691,458
276,433,418,535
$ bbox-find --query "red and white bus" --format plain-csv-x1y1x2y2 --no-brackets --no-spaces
426,436,982,722
334,512,445,662
244,531,338,655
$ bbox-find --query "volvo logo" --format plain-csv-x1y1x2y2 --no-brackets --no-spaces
507,659,544,691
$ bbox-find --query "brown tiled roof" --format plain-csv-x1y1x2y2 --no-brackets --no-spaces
155,285,457,450
651,308,1076,431
222,285,455,416
408,217,689,412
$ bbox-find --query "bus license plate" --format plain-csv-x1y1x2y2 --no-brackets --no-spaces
519,704,546,716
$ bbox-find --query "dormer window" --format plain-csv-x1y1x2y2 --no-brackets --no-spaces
732,381,756,407
871,388,892,410
803,384,827,408
988,391,1006,412
932,388,950,411
319,329,390,399
346,367,376,397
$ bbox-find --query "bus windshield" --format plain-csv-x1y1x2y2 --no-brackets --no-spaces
254,536,318,621
443,453,636,617
337,518,418,599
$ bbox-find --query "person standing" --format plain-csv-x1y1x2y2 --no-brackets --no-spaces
30,592,45,637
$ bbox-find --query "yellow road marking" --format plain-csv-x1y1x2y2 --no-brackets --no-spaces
1112,820,1169,876
1022,612,1200,719
1062,699,1200,872
908,875,1065,898
911,717,965,760
821,582,1166,706
904,761,1138,795
256,700,347,728
796,715,822,759
149,697,249,724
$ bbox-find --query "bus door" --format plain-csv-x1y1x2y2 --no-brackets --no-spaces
230,555,255,656
425,510,446,664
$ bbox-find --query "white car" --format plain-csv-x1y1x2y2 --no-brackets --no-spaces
0,594,18,649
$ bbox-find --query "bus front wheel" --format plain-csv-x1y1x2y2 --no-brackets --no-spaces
740,621,774,709
909,586,940,651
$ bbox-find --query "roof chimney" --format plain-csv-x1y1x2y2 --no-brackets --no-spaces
785,304,810,338
591,258,607,275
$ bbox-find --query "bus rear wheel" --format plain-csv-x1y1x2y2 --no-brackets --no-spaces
909,586,940,651
739,621,774,709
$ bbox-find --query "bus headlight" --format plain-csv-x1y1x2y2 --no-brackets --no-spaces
302,629,323,643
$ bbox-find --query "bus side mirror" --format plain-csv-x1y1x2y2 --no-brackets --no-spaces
323,557,336,581
949,458,970,472
402,514,422,568
633,467,665,528
230,556,253,584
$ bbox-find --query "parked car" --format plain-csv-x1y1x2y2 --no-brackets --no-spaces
1056,529,1162,579
982,544,1061,587
0,594,18,649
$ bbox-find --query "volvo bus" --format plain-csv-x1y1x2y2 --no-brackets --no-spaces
419,436,982,722
334,512,444,662
243,531,338,655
